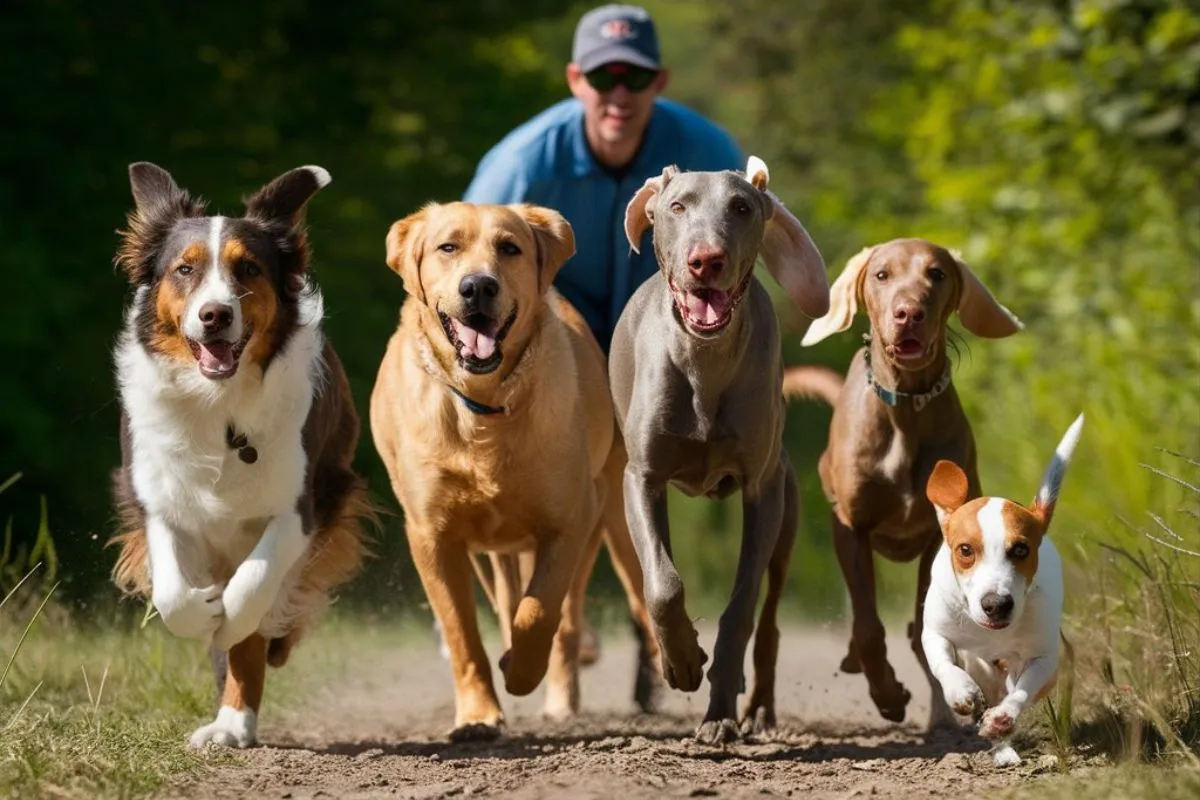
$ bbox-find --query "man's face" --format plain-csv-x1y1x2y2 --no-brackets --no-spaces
567,61,669,150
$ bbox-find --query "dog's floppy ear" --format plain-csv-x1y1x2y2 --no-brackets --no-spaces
514,204,577,295
927,460,970,529
625,165,676,254
748,156,830,319
801,245,875,346
385,205,431,303
948,250,1023,338
244,165,331,229
1030,413,1084,531
117,162,206,285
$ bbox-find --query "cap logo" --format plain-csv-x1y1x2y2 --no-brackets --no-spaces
600,19,636,40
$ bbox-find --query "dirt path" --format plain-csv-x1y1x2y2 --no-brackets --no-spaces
166,625,1066,799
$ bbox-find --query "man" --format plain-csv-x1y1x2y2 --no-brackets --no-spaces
463,3,744,354
456,6,744,676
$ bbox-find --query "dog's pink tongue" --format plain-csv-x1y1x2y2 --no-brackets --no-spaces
686,291,730,325
197,341,235,373
452,320,497,360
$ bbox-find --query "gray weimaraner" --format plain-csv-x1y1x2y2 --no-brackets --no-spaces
609,157,830,743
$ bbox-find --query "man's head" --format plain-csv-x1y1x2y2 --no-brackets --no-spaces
566,5,669,163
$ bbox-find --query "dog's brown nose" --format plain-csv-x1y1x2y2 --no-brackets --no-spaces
892,303,926,324
980,592,1014,621
198,302,234,332
687,245,726,282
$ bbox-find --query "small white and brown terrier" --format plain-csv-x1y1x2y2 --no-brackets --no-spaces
921,414,1083,766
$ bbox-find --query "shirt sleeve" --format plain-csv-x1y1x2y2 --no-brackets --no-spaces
462,146,533,204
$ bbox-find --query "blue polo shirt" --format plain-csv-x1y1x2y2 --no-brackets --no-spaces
463,97,743,353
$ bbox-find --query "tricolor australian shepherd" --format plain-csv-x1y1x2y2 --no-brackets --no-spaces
109,162,370,749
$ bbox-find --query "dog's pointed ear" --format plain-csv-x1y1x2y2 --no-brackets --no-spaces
128,162,184,211
118,162,204,285
385,205,431,303
927,460,970,529
948,250,1023,338
1031,413,1084,531
513,204,576,295
624,165,676,254
244,165,331,228
801,245,874,346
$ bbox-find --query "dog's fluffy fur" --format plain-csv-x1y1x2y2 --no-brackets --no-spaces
109,162,370,749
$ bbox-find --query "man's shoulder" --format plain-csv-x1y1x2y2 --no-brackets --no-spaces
474,99,583,177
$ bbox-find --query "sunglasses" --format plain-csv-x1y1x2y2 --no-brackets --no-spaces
584,64,659,93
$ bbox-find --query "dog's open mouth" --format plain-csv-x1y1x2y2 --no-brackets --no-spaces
188,332,251,380
978,619,1011,631
669,277,739,337
439,309,516,375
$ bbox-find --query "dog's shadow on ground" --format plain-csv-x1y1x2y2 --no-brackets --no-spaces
265,715,992,765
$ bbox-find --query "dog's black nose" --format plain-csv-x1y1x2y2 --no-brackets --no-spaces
198,302,234,333
980,592,1014,621
459,273,500,311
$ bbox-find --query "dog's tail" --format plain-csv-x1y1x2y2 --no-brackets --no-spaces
1032,413,1085,529
781,364,843,406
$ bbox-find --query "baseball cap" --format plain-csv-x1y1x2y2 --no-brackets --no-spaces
572,5,662,73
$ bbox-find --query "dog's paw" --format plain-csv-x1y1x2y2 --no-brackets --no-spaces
188,707,257,749
154,583,224,641
992,743,1022,767
212,573,276,652
448,721,503,742
870,679,912,723
979,705,1017,740
695,717,741,746
657,625,707,693
739,703,777,738
942,676,986,719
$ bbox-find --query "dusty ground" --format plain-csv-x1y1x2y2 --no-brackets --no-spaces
165,624,1071,799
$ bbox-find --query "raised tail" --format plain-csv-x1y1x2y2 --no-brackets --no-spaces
782,364,844,406
1031,413,1085,529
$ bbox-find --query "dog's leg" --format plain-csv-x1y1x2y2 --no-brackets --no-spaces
978,654,1058,752
189,633,267,749
409,529,505,740
697,462,787,745
490,553,523,653
601,440,662,712
624,466,707,693
146,515,224,641
501,517,590,697
911,534,958,732
541,524,604,720
741,456,800,737
213,510,309,652
832,512,911,722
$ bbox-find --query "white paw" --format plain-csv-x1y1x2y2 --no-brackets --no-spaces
212,569,274,652
188,706,257,749
979,705,1017,739
992,743,1022,767
942,675,985,717
154,583,224,641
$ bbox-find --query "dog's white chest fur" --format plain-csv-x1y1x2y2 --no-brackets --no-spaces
117,287,325,573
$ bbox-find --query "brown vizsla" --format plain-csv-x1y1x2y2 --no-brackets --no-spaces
788,238,1022,728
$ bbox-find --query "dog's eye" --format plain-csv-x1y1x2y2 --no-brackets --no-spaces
177,264,194,276
731,199,751,215
237,260,261,279
928,267,946,282
875,270,888,282
670,202,685,215
497,242,521,257
437,243,458,254
1009,543,1030,559
957,544,974,559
